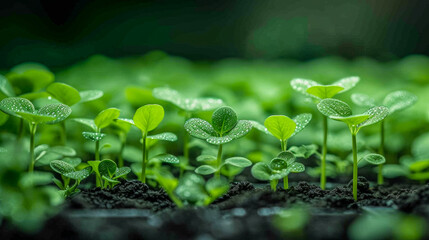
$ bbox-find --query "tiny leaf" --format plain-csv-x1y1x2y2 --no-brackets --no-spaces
0,97,34,117
264,115,296,141
79,90,104,103
306,85,344,99
63,167,92,181
289,162,305,173
153,153,180,164
360,153,386,165
331,114,370,126
224,157,252,168
357,106,389,128
50,160,75,175
147,132,178,142
197,155,217,162
94,108,120,130
383,90,417,115
98,159,117,178
291,113,312,137
290,78,320,97
49,146,76,156
82,132,106,141
269,158,288,171
211,106,238,134
184,118,217,140
114,167,131,179
333,76,360,92
46,82,81,106
133,104,164,133
317,98,352,117
37,103,72,124
251,162,272,181
72,118,97,131
351,93,376,108
195,165,218,175
276,151,296,164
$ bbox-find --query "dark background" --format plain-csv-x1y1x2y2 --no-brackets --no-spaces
0,0,428,68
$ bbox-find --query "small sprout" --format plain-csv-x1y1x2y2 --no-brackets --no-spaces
0,74,15,97
46,82,81,106
50,160,92,197
88,159,131,189
251,151,305,190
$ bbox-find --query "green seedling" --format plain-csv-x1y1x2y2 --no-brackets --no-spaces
153,87,223,176
88,159,131,189
251,151,305,190
74,108,120,160
317,98,388,200
50,159,92,197
352,90,417,184
291,77,359,190
112,118,134,167
185,106,253,178
0,97,71,172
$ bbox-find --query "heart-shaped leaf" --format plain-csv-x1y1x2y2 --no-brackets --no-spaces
333,76,359,92
306,85,344,99
114,167,131,179
133,104,164,133
0,74,15,97
224,157,252,168
317,98,352,117
38,103,72,124
351,93,376,108
291,113,312,137
195,165,218,175
184,118,217,140
251,162,272,181
153,153,180,164
269,158,288,171
147,132,178,142
46,82,81,106
360,153,385,165
264,115,296,141
383,90,417,115
50,160,75,175
79,90,104,103
0,97,34,117
88,160,101,176
211,106,238,134
289,162,305,173
72,118,97,131
290,78,320,97
222,120,253,140
99,159,117,178
82,132,106,141
331,114,370,126
206,177,230,199
289,144,318,159
63,167,92,181
95,108,120,130
16,112,56,124
197,155,217,162
357,106,389,128
276,151,296,164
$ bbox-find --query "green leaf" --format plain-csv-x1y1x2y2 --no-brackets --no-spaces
211,106,238,134
50,160,75,175
289,162,305,173
19,91,50,100
249,120,271,135
269,158,288,171
37,103,72,124
290,78,320,97
333,76,359,92
360,153,386,165
8,68,54,92
61,157,81,167
196,155,217,162
224,157,252,168
79,90,104,103
264,115,296,141
16,111,56,124
351,93,376,108
357,106,389,128
383,90,417,115
64,167,92,181
72,118,96,131
276,151,296,164
114,167,131,179
88,160,101,176
331,114,370,126
291,113,312,137
317,98,352,117
94,108,120,130
306,85,344,99
0,97,34,117
133,104,164,133
206,136,233,145
409,172,429,181
113,118,134,133
49,146,76,156
98,159,117,178
251,162,272,181
184,118,217,140
289,144,318,159
195,165,218,175
0,74,15,97
153,87,223,112
102,176,121,184
206,177,230,199
46,82,81,106
223,120,253,140
153,153,180,164
147,132,178,142
409,159,429,172
82,132,106,141
35,152,62,166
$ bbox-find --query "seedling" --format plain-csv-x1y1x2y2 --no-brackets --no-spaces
50,159,92,197
251,151,305,190
317,98,388,200
87,159,131,189
352,90,417,184
291,77,359,190
0,97,71,172
73,108,120,160
153,87,223,176
185,106,253,178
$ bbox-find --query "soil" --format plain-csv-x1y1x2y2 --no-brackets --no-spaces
2,177,429,240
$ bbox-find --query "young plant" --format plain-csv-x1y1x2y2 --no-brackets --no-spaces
184,106,253,178
0,97,71,172
351,90,418,184
50,159,92,197
317,98,388,200
87,159,131,189
251,151,305,190
73,108,120,160
153,87,223,176
291,76,359,190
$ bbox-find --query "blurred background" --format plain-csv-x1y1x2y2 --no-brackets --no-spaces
1,0,429,68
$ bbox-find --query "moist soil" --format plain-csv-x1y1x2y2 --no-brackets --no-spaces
3,177,429,240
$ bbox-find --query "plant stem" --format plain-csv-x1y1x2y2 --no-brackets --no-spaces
60,121,67,145
283,176,289,189
141,132,148,183
181,113,191,178
321,115,328,190
28,123,37,173
270,179,278,191
281,140,287,152
215,144,223,178
118,136,125,168
95,140,100,160
352,131,358,201
378,120,385,185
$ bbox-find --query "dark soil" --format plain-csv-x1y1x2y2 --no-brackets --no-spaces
2,177,429,240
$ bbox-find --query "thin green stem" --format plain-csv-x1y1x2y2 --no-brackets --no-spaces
215,144,223,178
283,176,289,189
321,115,327,190
378,120,385,185
181,113,191,178
95,140,100,160
141,132,148,183
352,131,358,201
281,140,287,152
270,179,278,191
28,123,37,173
118,135,126,168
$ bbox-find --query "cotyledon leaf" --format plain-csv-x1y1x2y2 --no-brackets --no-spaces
220,120,253,140
46,82,81,106
0,97,34,117
49,146,76,156
195,165,218,175
37,103,72,124
153,153,180,164
331,114,370,126
360,154,385,165
72,118,97,131
50,160,75,175
276,151,296,164
351,93,376,108
94,108,120,130
184,118,217,140
289,162,305,173
133,104,164,133
383,90,417,115
317,98,352,117
79,90,104,103
82,132,106,141
357,106,389,128
269,158,288,171
98,159,117,177
291,113,312,137
251,162,272,181
63,167,92,181
211,106,238,134
16,111,56,124
0,74,15,97
306,85,344,99
114,167,131,179
264,115,296,141
147,132,178,142
206,135,233,145
224,157,252,168
290,78,320,97
333,76,360,93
